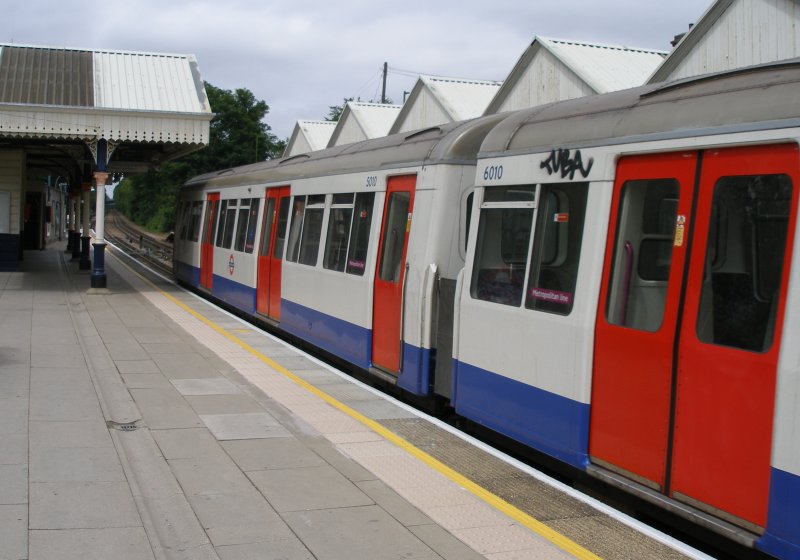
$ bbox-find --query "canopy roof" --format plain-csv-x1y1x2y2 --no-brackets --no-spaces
0,43,212,179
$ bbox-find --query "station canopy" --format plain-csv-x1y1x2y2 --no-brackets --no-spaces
0,43,212,183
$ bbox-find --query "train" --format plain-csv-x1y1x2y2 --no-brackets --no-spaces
174,59,800,559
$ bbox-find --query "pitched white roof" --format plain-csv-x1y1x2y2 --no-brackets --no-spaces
283,120,336,156
485,37,666,115
389,75,502,134
648,0,800,83
328,102,401,147
537,37,667,93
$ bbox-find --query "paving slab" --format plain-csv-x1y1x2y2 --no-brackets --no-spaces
200,412,291,440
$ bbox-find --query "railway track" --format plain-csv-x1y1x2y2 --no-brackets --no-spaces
104,209,174,276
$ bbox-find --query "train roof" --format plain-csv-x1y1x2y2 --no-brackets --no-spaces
184,113,506,190
480,58,800,158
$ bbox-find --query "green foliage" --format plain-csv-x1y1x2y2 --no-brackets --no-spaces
326,97,354,122
117,82,286,233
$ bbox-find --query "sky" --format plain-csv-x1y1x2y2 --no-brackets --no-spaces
0,0,710,141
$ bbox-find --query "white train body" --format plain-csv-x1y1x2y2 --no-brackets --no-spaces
174,62,800,559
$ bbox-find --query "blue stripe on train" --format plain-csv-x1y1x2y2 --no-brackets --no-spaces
452,360,589,469
280,299,433,396
212,274,256,314
175,261,200,286
759,467,800,559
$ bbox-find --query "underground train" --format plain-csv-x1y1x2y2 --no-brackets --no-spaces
174,60,800,559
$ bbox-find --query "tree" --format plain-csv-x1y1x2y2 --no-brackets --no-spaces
116,82,285,232
326,97,354,122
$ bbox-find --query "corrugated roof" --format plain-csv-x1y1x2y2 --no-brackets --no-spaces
0,43,211,145
538,37,666,93
327,102,401,147
421,76,502,120
283,120,336,156
389,75,502,134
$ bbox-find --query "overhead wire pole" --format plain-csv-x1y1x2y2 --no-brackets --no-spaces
381,61,387,104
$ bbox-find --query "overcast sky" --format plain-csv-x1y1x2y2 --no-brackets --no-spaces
1,0,709,140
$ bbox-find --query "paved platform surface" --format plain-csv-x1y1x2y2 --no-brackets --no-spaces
0,245,704,560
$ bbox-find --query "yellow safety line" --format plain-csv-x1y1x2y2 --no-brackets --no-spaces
109,251,601,560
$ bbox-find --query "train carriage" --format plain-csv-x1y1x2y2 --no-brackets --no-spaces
176,115,504,396
456,60,800,558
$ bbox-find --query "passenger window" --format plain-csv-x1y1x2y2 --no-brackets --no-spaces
298,195,325,266
346,193,375,275
286,197,306,263
221,200,237,249
606,179,679,331
259,198,276,257
470,186,536,306
696,174,792,352
189,201,203,242
525,183,588,315
214,200,229,248
323,194,355,272
244,198,260,253
273,197,290,260
234,199,251,252
178,202,190,240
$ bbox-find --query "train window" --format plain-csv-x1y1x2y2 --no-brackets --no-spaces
470,185,536,306
234,199,251,252
298,195,325,266
245,199,260,253
273,197,290,260
202,199,219,245
286,197,306,263
323,195,354,272
696,174,792,353
346,193,375,275
178,202,190,240
525,183,588,315
259,198,276,257
214,200,229,248
378,191,412,282
464,192,474,254
221,200,238,249
189,201,203,242
606,179,679,332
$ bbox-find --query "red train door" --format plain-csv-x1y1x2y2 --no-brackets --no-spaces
256,187,290,320
591,144,799,530
372,175,416,374
200,192,219,290
590,152,698,490
670,144,798,528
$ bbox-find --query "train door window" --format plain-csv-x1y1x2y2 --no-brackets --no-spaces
470,186,536,306
606,179,679,331
324,193,355,272
464,192,474,254
202,199,218,244
273,197,290,260
259,198,276,256
525,182,589,315
378,191,411,282
695,174,792,352
286,196,306,263
346,192,375,275
298,194,325,266
189,201,203,242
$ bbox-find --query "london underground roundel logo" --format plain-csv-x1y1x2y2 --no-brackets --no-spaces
228,254,235,275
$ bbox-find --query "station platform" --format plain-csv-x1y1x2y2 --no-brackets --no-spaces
0,243,710,560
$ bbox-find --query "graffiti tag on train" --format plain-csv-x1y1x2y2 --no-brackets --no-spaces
540,148,594,180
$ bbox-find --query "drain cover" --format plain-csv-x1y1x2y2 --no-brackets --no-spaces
106,420,140,432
